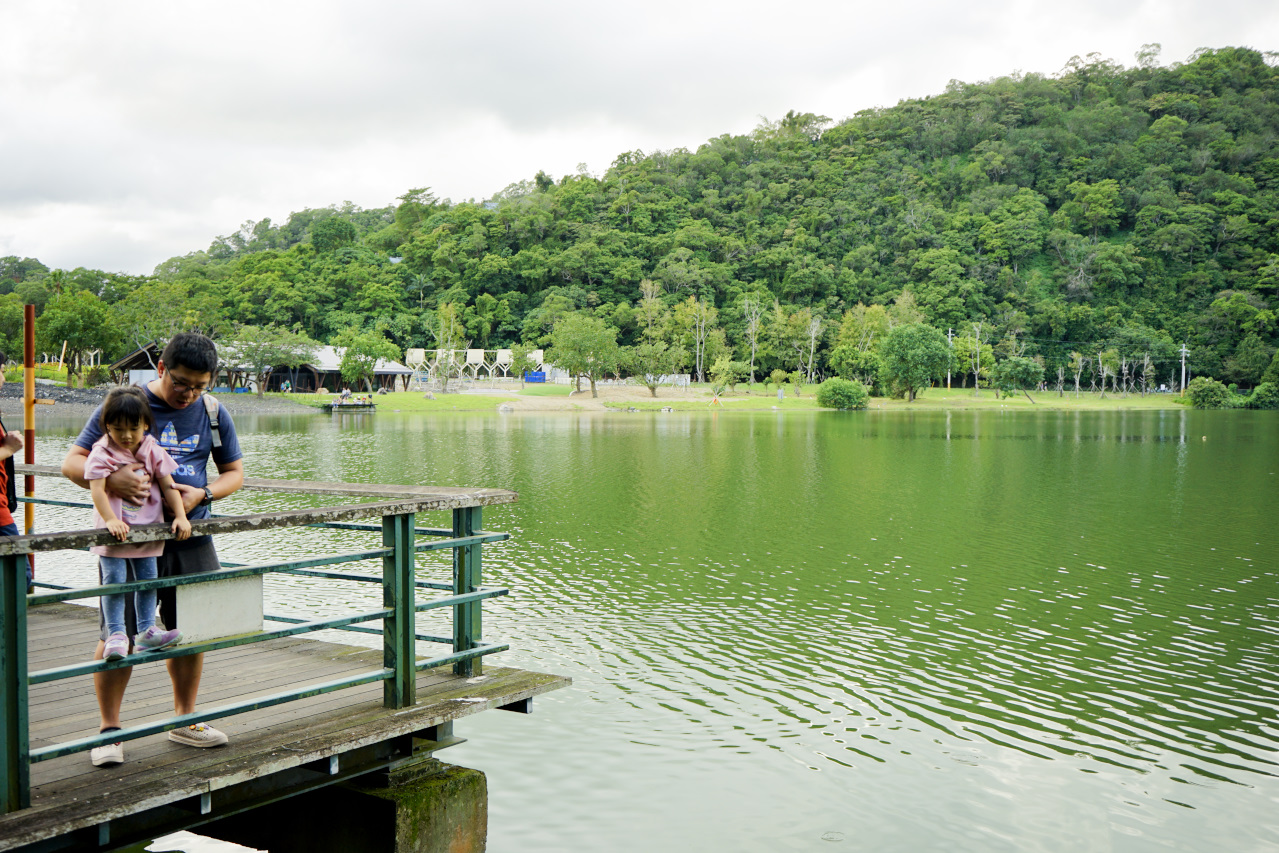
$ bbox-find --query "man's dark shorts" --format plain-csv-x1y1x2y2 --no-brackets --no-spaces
97,538,221,642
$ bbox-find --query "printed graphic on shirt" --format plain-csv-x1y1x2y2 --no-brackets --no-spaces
159,422,200,477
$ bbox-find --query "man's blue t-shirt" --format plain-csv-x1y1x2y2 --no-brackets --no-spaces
74,384,242,547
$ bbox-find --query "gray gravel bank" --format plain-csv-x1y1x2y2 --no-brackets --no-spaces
0,384,319,423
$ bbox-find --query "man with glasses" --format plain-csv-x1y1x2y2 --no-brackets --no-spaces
61,333,244,765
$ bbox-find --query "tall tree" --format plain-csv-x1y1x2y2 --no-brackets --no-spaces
548,314,621,397
36,290,121,385
879,323,951,402
225,324,320,397
332,328,401,392
624,340,687,397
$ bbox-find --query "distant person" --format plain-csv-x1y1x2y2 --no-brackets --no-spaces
341,387,351,401
86,387,190,662
61,333,244,767
0,356,33,588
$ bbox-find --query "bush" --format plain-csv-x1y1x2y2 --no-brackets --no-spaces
709,357,749,392
768,369,788,390
990,356,1044,400
816,377,869,410
1245,382,1279,410
1186,376,1233,409
788,370,805,396
84,365,111,387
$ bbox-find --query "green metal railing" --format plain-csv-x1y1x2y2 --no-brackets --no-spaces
0,477,517,814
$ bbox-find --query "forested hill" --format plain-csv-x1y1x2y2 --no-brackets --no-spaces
3,46,1278,388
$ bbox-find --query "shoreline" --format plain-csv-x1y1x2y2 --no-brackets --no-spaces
0,385,321,423
0,383,1203,422
283,384,1193,414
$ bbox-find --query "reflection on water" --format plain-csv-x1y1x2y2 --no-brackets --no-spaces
29,409,1279,852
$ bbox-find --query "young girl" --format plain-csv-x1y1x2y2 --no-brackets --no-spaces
87,386,192,661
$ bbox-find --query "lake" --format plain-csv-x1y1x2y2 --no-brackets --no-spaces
28,407,1279,852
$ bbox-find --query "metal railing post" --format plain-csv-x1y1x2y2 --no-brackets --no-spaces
382,511,416,708
452,506,482,677
0,554,30,813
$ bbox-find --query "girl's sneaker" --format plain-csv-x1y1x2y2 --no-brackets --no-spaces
134,626,182,652
103,632,130,661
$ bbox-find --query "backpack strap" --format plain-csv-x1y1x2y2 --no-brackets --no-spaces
203,393,223,449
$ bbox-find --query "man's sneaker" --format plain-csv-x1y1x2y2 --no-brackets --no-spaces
134,626,182,652
90,741,123,767
169,723,228,748
103,632,130,661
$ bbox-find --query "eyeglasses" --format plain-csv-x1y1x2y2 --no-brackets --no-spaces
168,375,208,397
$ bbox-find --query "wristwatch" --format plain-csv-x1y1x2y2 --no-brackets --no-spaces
202,486,214,506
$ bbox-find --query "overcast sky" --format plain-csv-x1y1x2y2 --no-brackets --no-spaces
1,1,1276,276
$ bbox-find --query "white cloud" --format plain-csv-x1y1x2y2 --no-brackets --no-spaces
0,0,1276,274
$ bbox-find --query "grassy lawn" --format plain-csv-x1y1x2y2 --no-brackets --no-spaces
518,384,573,396
605,391,823,411
606,384,1188,412
874,387,1187,411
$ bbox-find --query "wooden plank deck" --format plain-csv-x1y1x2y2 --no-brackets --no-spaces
1,603,569,852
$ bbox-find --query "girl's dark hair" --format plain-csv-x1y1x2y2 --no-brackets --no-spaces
100,386,154,433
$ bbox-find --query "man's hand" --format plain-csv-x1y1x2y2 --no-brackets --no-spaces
172,483,205,516
105,463,151,506
1,431,22,454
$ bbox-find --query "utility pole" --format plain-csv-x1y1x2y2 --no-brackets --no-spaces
947,328,953,389
1180,343,1188,395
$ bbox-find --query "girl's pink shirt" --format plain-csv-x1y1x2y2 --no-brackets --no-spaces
85,433,179,558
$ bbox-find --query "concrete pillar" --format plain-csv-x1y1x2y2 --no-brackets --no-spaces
200,759,487,853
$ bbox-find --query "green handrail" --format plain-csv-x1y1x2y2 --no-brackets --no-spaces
0,476,518,815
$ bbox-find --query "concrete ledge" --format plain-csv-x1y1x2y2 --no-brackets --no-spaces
176,574,263,644
201,761,488,853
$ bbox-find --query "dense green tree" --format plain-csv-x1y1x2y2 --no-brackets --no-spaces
991,356,1045,402
624,340,687,397
0,294,25,358
547,313,621,397
816,377,869,410
332,327,400,392
226,324,320,397
1245,382,1279,409
1186,376,1233,409
36,290,121,383
879,323,951,401
311,218,358,252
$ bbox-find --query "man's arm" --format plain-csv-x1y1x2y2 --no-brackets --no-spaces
211,458,245,500
61,446,152,503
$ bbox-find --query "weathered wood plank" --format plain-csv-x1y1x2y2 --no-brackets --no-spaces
16,465,517,505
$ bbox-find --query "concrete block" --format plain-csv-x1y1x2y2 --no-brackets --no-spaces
201,761,488,853
174,574,263,643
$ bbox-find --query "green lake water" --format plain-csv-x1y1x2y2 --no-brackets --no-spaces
30,408,1279,852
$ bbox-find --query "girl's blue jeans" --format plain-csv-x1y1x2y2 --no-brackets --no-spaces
100,556,158,637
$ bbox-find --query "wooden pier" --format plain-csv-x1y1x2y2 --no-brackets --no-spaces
4,604,564,852
0,473,570,852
